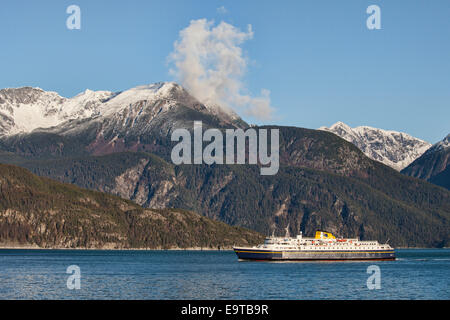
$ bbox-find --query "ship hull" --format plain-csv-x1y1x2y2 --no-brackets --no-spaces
233,247,395,261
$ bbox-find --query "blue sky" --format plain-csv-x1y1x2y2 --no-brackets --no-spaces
0,0,449,143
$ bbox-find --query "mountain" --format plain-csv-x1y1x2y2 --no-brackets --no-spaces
401,134,450,190
0,86,114,136
0,163,263,249
0,84,449,247
0,83,245,136
0,83,247,159
319,122,431,171
2,128,449,248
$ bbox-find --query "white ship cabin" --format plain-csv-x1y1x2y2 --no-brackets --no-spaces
257,231,392,251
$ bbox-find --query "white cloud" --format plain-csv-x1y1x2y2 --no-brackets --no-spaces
168,19,274,120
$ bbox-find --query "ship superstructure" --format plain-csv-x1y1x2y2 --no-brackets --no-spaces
234,231,395,261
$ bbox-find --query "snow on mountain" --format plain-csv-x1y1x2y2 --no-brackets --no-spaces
319,121,432,171
0,82,241,137
98,82,179,117
423,133,450,155
0,86,114,136
97,81,240,121
401,133,449,190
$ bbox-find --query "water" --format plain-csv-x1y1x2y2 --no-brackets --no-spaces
0,249,448,299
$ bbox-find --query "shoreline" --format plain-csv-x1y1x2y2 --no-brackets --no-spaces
0,245,235,251
0,245,447,251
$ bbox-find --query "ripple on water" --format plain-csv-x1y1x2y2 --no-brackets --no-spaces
0,249,449,300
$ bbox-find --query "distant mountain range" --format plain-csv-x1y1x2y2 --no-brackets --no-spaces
0,83,246,159
0,84,449,247
0,82,244,136
0,86,113,136
318,121,449,190
319,122,431,171
401,134,449,190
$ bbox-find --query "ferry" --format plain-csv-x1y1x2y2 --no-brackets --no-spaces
233,231,395,261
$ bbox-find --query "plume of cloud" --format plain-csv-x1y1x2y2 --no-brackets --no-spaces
168,19,274,120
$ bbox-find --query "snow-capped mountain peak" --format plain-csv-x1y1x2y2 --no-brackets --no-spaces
99,82,184,116
319,122,432,171
0,86,116,136
0,82,243,137
424,133,450,155
60,89,114,118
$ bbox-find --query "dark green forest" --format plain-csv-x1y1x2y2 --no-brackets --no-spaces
0,163,263,249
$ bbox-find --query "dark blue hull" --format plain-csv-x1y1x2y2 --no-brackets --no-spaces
233,247,396,261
